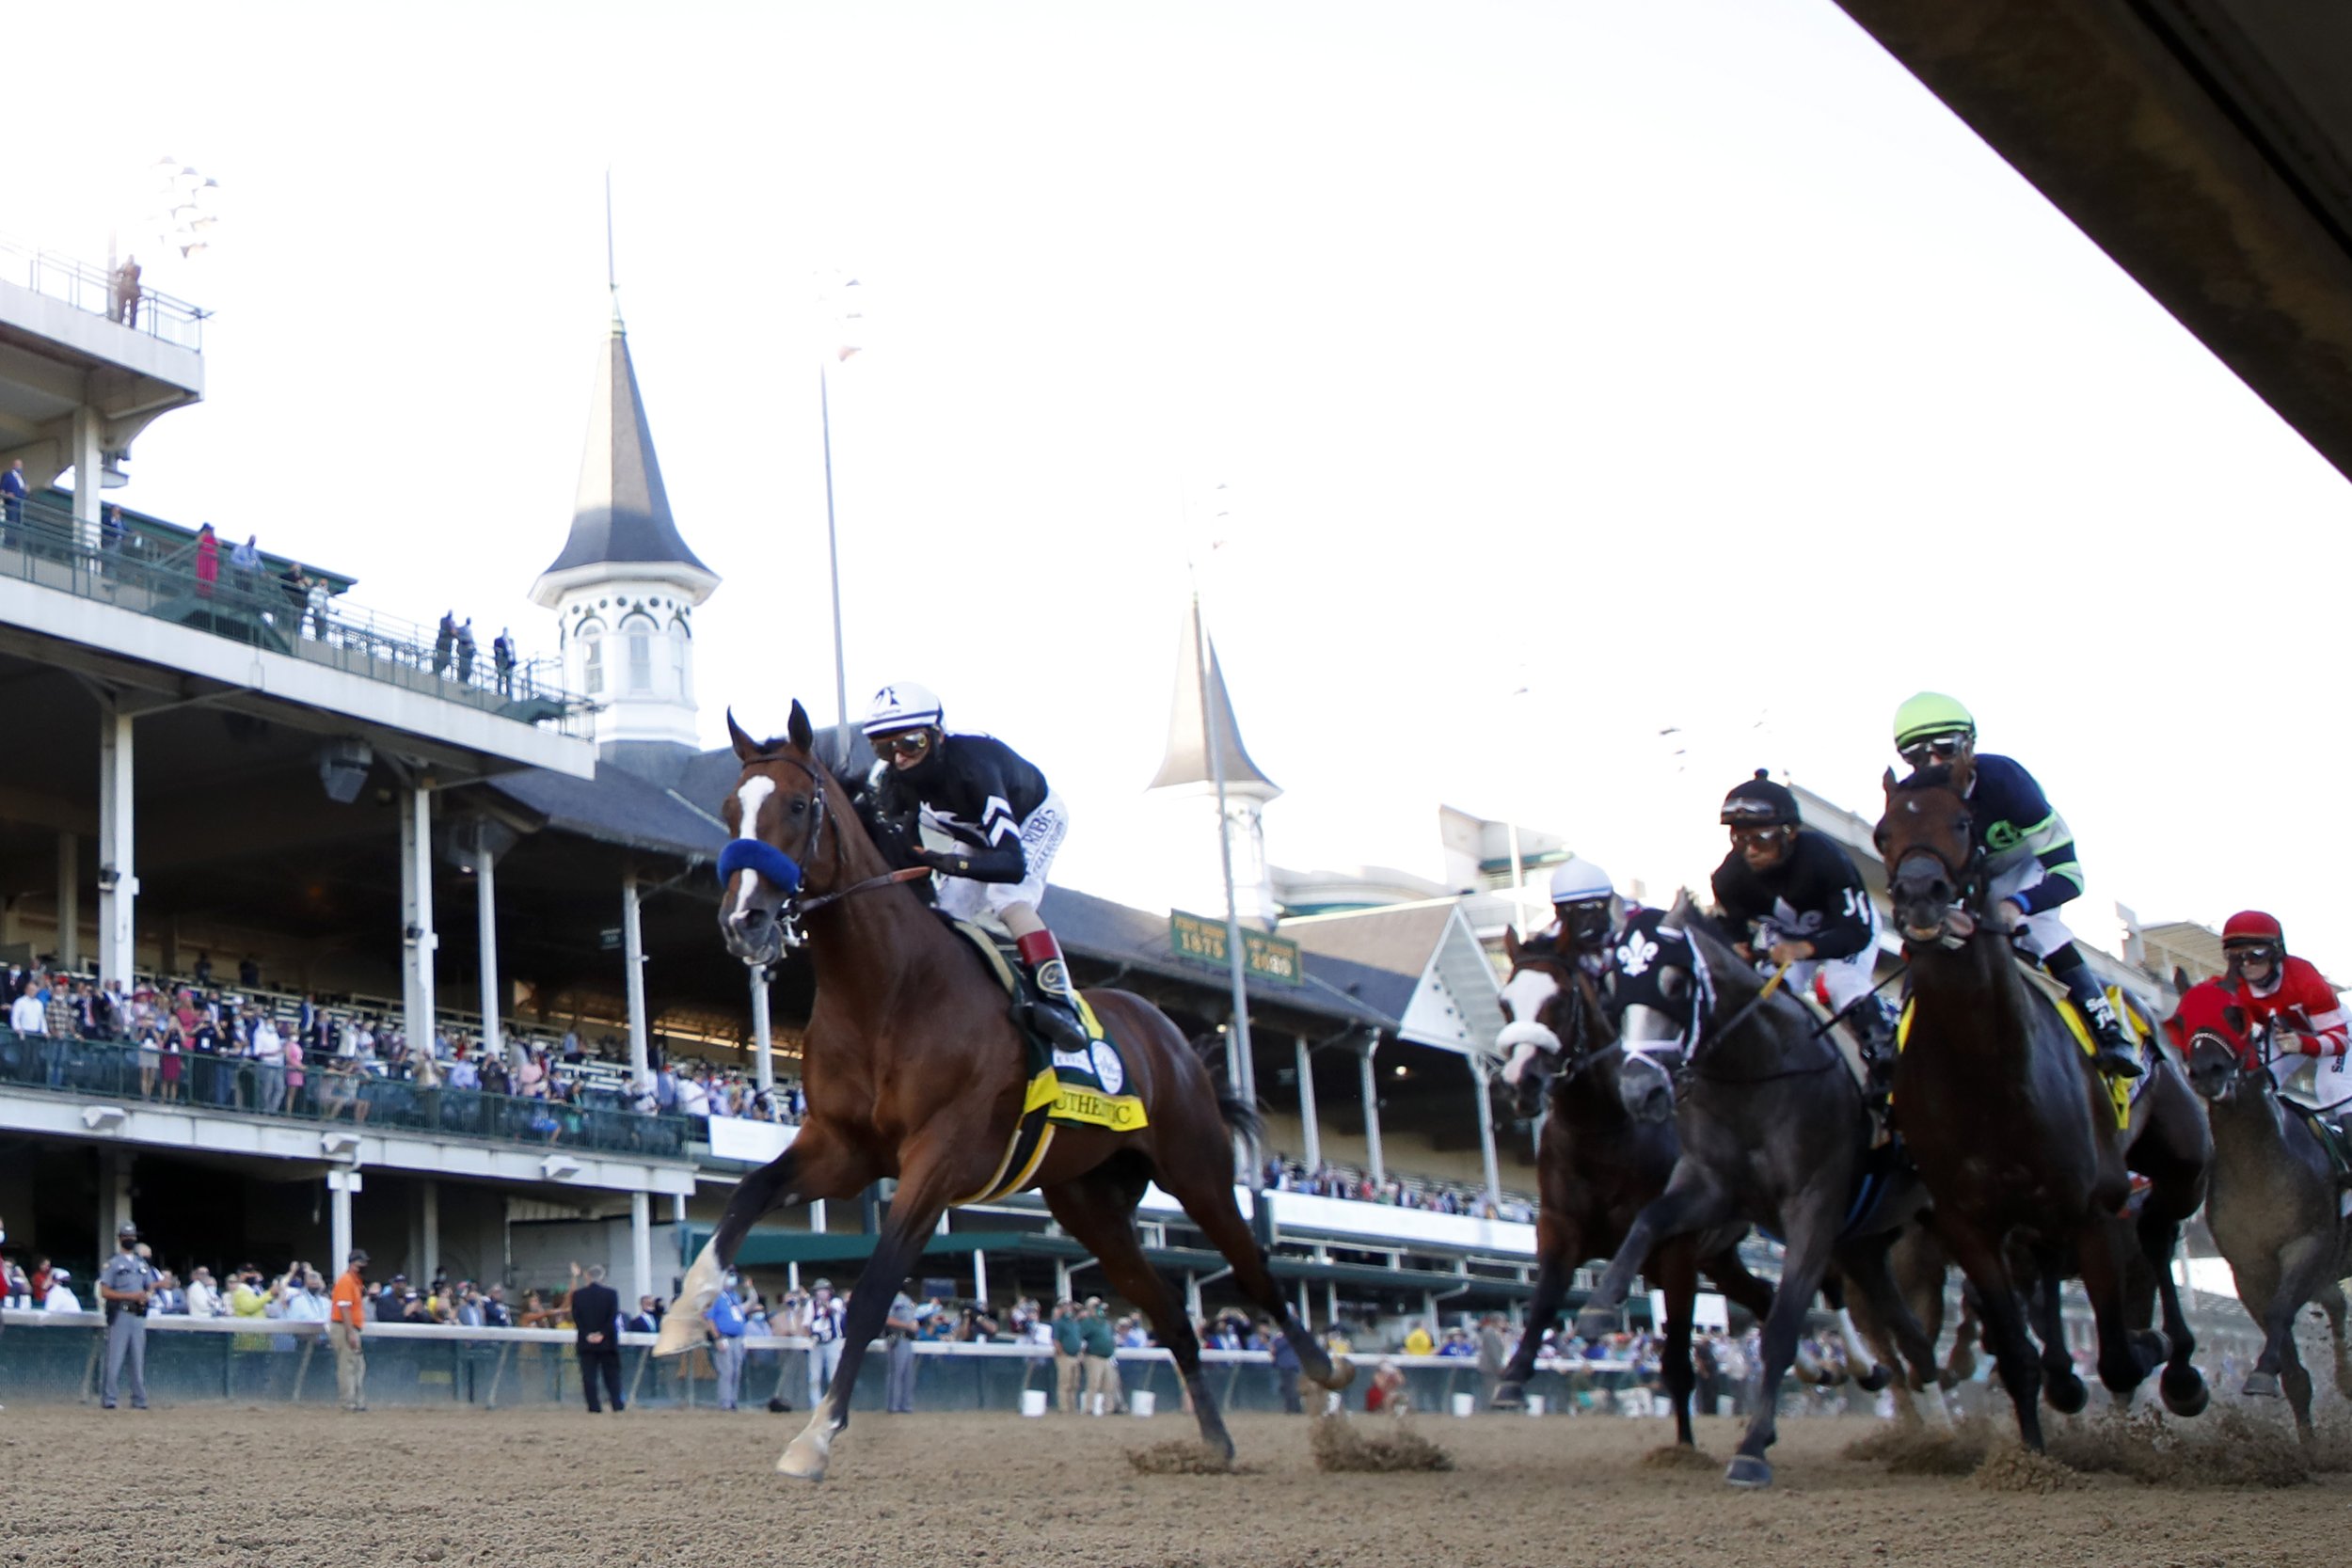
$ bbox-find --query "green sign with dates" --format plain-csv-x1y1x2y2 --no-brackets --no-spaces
1169,910,1301,986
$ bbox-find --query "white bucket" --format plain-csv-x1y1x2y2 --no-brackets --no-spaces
1716,1395,1734,1418
1651,1394,1674,1418
1525,1395,1546,1417
1090,1392,1106,1417
1130,1391,1156,1418
1020,1389,1048,1418
1451,1392,1475,1418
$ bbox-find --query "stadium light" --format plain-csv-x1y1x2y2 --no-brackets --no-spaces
541,1154,582,1181
321,1132,361,1159
81,1105,128,1132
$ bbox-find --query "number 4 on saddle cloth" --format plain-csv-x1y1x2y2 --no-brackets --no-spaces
944,918,1150,1207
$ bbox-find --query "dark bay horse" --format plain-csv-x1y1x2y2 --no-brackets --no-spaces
2172,979,2352,1440
1876,763,2211,1451
659,703,1351,1478
1487,927,1774,1443
1572,901,1943,1487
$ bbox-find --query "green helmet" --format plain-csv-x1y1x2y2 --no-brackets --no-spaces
1892,691,1976,752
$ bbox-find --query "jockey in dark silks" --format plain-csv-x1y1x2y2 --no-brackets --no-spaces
1542,856,1619,978
1891,691,2140,1081
860,681,1090,1053
1711,770,1897,1088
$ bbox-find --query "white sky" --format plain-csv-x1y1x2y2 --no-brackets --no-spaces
6,2,2347,967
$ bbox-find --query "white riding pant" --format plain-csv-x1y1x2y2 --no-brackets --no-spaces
1985,860,2074,961
934,792,1068,924
2270,1051,2352,1114
1789,942,1883,1017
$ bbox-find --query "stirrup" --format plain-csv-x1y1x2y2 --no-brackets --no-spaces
1020,997,1092,1053
2093,1042,2144,1079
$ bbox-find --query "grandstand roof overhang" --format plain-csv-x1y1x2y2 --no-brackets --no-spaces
0,276,205,486
1832,0,2352,484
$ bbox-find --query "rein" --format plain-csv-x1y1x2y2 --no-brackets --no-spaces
725,753,927,948
1675,947,1848,1090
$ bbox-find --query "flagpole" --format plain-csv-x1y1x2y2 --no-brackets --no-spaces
1188,561,1261,1203
820,356,850,770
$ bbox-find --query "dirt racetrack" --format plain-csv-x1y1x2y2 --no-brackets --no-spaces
6,1405,2343,1568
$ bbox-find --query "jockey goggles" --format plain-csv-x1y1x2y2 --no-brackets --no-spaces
870,730,932,761
1899,736,1968,767
1728,825,1788,849
2225,942,2280,966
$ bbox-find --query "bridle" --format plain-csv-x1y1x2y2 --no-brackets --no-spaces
718,753,927,952
1881,778,1986,944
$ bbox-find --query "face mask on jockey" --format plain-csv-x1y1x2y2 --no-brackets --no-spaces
1556,898,1612,949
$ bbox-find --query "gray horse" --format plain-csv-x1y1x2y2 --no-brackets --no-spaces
2171,977,2352,1440
1574,898,1942,1487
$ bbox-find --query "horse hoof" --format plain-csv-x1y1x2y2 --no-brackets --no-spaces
2243,1371,2280,1400
652,1315,707,1358
1724,1455,1772,1489
1490,1382,1527,1411
1322,1355,1358,1392
1854,1365,1890,1395
2045,1374,2089,1417
2160,1366,2209,1418
1572,1311,1613,1340
776,1433,832,1481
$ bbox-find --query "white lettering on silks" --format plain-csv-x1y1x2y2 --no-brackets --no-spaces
732,776,777,917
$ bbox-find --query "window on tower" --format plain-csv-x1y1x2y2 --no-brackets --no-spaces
623,613,656,695
579,620,605,696
670,619,691,704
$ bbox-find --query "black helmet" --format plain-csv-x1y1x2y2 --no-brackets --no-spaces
1721,769,1800,829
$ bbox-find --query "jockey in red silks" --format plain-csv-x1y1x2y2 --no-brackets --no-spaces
2220,911,2352,1120
860,681,1089,1053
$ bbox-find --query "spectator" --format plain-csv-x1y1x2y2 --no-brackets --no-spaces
622,1294,661,1335
1403,1321,1435,1356
803,1278,845,1410
884,1280,921,1414
707,1270,749,1411
1079,1297,1119,1414
481,1283,513,1328
305,571,331,639
493,627,516,696
1367,1358,1411,1415
100,502,129,572
1,457,25,545
252,1011,287,1115
12,976,55,1087
1051,1299,1085,1412
570,1261,625,1414
455,618,478,684
184,1265,223,1318
98,1222,160,1410
41,1266,81,1311
112,257,142,325
1478,1313,1507,1408
1269,1319,1302,1414
150,1270,186,1317
434,610,455,676
329,1249,369,1412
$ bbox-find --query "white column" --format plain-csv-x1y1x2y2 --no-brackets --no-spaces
809,1198,827,1235
475,838,501,1059
751,964,773,1090
1295,1035,1321,1173
96,705,136,989
973,1246,989,1307
1326,1281,1338,1327
328,1170,357,1272
56,832,79,971
1471,1058,1502,1207
71,405,100,549
622,867,649,1083
1296,1277,1311,1327
400,786,438,1053
420,1179,440,1283
1184,1272,1201,1322
1357,1035,1385,1185
630,1191,653,1309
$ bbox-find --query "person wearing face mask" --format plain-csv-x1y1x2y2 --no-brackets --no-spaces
1539,857,1620,979
860,682,1089,1053
707,1269,750,1411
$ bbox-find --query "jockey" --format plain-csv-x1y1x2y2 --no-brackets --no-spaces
862,682,1089,1053
1710,770,1897,1083
1891,691,2142,1080
1544,856,1619,976
2220,911,2352,1121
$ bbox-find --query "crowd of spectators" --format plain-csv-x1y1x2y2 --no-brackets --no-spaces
1260,1155,1536,1223
0,957,808,1141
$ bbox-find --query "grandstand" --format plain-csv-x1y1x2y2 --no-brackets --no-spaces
0,259,1563,1350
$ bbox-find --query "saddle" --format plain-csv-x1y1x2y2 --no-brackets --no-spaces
1895,968,2148,1133
939,918,1148,1206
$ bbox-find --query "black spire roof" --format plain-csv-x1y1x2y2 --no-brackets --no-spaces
537,325,714,584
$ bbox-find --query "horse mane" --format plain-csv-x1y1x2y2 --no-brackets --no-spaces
1515,927,1567,961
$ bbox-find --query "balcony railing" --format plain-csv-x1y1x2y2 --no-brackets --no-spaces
0,494,586,732
0,233,207,353
0,1031,694,1162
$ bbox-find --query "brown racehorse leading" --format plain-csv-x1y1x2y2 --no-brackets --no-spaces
1876,762,2211,1452
1486,927,1775,1441
654,703,1352,1479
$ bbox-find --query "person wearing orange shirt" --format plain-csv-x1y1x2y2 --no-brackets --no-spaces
329,1249,371,1413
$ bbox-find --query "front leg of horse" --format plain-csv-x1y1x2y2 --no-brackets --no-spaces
1650,1240,1702,1449
1573,1180,1724,1340
1726,1204,1839,1490
2071,1217,2158,1402
1494,1220,1581,1410
2139,1211,2207,1417
2025,1253,2089,1414
655,1144,803,1357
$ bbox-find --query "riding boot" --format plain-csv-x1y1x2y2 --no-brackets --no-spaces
1014,929,1093,1054
1847,999,1899,1098
2061,972,2143,1079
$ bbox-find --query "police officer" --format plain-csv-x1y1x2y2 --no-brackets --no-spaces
99,1221,161,1410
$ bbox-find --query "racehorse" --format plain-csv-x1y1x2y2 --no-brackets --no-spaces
1572,900,1944,1487
2171,977,2352,1440
1875,762,2211,1452
660,704,1352,1479
1487,927,1775,1443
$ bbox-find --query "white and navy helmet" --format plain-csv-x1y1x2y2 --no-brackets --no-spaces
862,682,943,736
1549,857,1614,906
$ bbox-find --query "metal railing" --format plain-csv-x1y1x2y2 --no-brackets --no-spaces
0,494,586,731
0,233,207,352
0,1031,694,1162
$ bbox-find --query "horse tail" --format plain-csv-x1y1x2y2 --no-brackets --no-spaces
1199,1037,1264,1146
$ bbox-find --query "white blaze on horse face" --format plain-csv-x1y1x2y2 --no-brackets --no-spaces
1498,968,1560,1036
731,775,777,918
1620,1004,1680,1053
